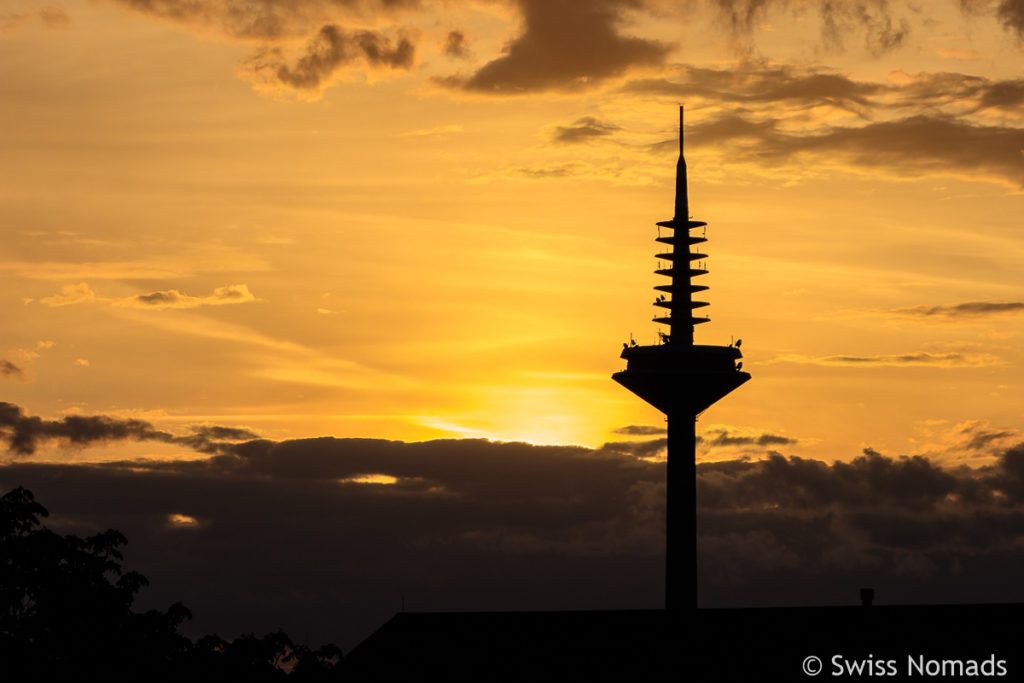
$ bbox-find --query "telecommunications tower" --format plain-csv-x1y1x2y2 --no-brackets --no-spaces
612,106,750,611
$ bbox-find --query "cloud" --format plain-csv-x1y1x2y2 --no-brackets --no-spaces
700,429,797,448
817,0,909,55
241,25,415,94
39,282,97,307
996,0,1024,38
1,361,24,380
694,444,1024,602
683,112,1024,188
963,426,1017,451
107,0,420,97
109,0,420,41
399,124,463,137
38,283,258,310
623,65,1024,124
619,67,1024,188
599,438,667,459
130,284,257,309
9,423,1024,648
599,427,795,461
0,402,257,456
439,0,671,93
961,0,1024,40
697,448,979,512
0,431,665,648
552,117,621,144
708,0,911,56
612,425,667,436
443,30,469,59
893,301,1024,318
772,351,999,367
622,64,883,114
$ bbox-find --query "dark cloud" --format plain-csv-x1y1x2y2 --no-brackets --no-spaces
1,360,23,379
443,30,469,59
895,301,1024,318
685,113,1024,188
702,429,796,447
709,0,911,56
598,437,667,459
622,65,883,116
978,79,1024,110
961,0,1024,40
440,0,671,93
709,0,772,36
109,0,419,97
245,24,415,91
109,0,420,41
0,402,256,456
965,428,1016,451
612,425,667,436
552,117,622,144
599,428,793,459
697,448,985,512
0,431,667,648
132,284,256,309
817,0,909,55
997,0,1024,38
8,430,1024,649
887,71,1024,113
623,66,1024,121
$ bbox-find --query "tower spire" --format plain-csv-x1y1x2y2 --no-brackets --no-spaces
654,105,708,347
674,105,688,223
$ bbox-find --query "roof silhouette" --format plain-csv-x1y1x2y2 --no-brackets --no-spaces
343,604,1024,680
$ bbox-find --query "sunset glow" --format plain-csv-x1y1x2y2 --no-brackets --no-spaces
2,0,1023,468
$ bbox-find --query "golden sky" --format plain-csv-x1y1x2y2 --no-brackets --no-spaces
3,0,1024,466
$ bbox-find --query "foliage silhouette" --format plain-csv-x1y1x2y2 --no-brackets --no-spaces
0,486,343,681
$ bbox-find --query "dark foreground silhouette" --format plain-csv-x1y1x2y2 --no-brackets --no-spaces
344,604,1024,681
0,487,342,681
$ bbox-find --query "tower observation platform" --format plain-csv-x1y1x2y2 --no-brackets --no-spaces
612,106,750,611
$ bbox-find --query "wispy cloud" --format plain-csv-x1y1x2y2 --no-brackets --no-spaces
399,124,464,137
0,361,24,380
771,351,1001,367
892,301,1024,319
241,25,415,97
0,401,258,456
551,117,621,144
130,284,257,309
612,425,667,436
39,283,258,310
707,0,911,56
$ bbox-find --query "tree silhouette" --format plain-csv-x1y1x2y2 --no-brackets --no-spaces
0,486,343,680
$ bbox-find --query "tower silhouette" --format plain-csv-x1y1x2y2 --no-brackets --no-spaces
613,106,751,611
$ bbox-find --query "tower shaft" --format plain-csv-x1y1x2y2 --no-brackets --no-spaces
665,413,697,611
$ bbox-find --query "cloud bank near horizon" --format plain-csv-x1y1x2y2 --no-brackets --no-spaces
4,401,1024,648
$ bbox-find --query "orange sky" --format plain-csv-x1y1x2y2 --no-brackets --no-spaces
2,0,1024,467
